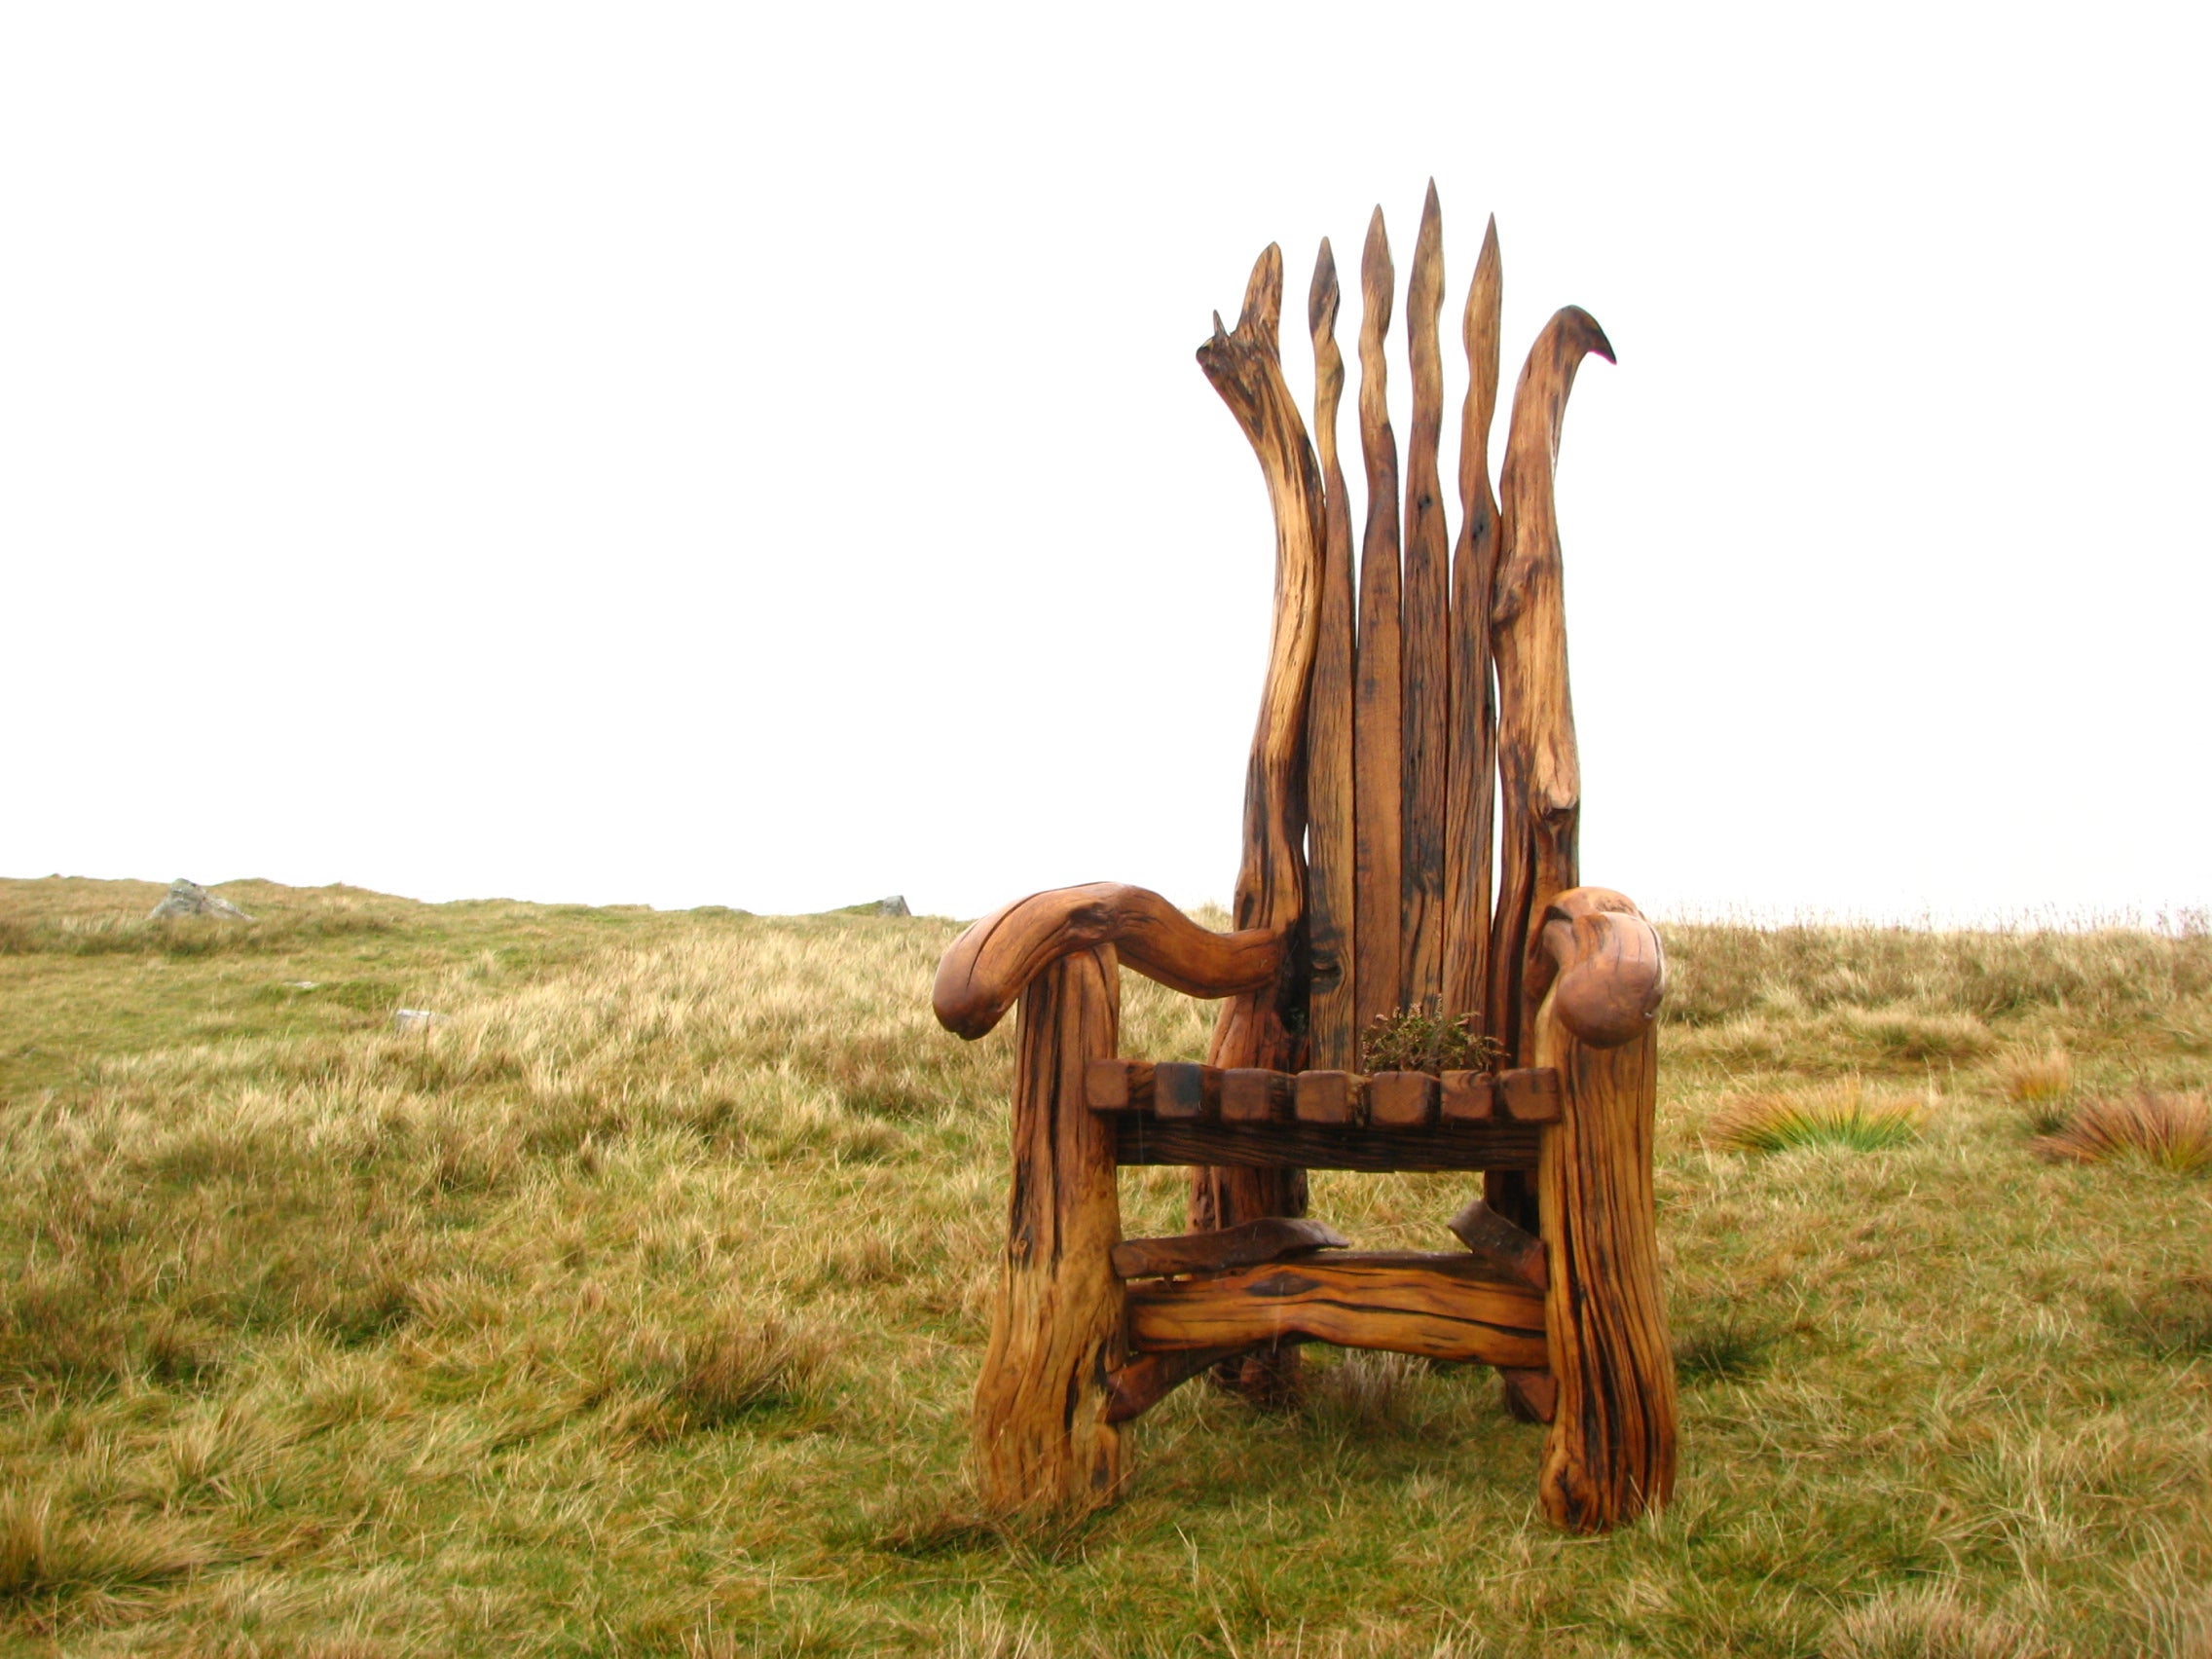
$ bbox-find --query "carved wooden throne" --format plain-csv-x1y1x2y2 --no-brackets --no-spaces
932,188,1676,1532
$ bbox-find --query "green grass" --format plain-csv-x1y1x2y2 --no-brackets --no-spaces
1,878,2209,1655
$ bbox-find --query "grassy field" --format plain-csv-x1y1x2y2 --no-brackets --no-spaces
1,877,2208,1658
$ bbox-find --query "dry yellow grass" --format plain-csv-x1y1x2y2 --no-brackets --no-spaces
1,878,2209,1655
1999,1046,2076,1107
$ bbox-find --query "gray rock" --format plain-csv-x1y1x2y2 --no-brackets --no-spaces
827,895,911,918
148,879,254,921
393,1009,442,1033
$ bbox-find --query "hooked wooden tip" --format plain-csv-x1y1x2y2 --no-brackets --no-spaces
1530,888,1665,1048
1558,304,1616,365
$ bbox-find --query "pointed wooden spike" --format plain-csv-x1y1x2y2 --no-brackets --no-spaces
1487,306,1615,1061
1306,236,1358,1071
1443,214,1504,1023
1353,207,1404,1035
1236,243,1284,353
1401,184,1449,1013
1307,236,1339,338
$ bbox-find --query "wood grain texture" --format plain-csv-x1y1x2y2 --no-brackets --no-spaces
1221,1067,1294,1124
1352,206,1404,1034
1193,242,1330,1401
1532,895,1677,1531
1500,1367,1560,1424
1499,1066,1563,1122
1446,1196,1548,1290
972,945,1126,1512
1488,306,1614,1063
1155,1062,1222,1123
1104,1346,1262,1424
1305,239,1358,1072
1400,181,1450,1011
1294,1068,1366,1125
1444,215,1503,1023
1114,1116,1541,1173
1368,1070,1438,1128
935,883,1280,1041
1440,1069,1495,1121
1126,1251,1548,1369
1111,1217,1349,1280
1085,1057,1153,1112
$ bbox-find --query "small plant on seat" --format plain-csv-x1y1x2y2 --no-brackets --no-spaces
1358,1004,1504,1075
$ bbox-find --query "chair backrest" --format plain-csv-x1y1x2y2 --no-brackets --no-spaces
1198,185,1612,1077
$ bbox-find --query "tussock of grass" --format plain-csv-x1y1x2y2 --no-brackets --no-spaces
3,875,2210,1654
1301,1349,1430,1436
2033,1088,2212,1173
2104,1274,2212,1359
0,1488,215,1603
1999,1046,2075,1105
645,1309,843,1434
1822,1585,2051,1659
2000,1045,2077,1134
1672,1314,1782,1383
1708,1080,1929,1153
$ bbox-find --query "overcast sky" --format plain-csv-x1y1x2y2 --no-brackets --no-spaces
4,4,2205,924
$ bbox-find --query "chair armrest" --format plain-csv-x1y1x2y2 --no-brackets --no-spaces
933,883,1286,1041
1528,887,1666,1050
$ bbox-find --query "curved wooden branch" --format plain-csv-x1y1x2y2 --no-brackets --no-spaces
1487,306,1615,1060
934,884,1283,1041
1195,245,1325,952
1527,888,1666,1050
1193,246,1329,1365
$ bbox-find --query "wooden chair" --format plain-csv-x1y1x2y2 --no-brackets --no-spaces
932,187,1676,1532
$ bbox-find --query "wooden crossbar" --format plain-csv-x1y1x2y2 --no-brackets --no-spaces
1112,1116,1537,1173
1125,1250,1548,1369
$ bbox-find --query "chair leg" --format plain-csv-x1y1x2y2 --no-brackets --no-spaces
973,944,1127,1512
1533,1016,1677,1530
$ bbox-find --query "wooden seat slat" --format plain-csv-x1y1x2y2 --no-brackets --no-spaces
1085,1056,1559,1126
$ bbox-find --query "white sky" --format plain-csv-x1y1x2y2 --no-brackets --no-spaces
3,4,2206,924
